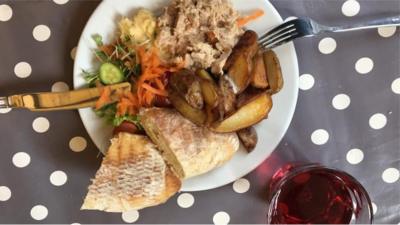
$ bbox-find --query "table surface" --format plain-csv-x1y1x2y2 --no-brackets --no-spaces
0,0,399,224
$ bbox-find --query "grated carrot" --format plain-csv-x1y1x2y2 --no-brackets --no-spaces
155,78,165,90
145,92,155,106
95,86,111,110
237,9,265,27
112,46,184,116
100,44,114,57
125,91,138,105
117,97,135,116
116,101,128,116
142,83,168,96
135,46,183,106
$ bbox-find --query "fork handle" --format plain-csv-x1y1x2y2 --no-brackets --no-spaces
327,15,400,33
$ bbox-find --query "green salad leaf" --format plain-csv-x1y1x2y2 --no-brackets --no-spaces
94,102,117,123
83,33,146,128
113,114,142,129
132,64,142,77
94,103,142,129
94,50,109,62
82,70,100,87
92,34,103,47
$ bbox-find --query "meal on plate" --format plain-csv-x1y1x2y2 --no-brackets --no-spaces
81,0,283,212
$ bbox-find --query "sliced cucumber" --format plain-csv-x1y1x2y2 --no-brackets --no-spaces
99,62,124,84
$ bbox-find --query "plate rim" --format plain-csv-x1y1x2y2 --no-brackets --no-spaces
73,0,299,191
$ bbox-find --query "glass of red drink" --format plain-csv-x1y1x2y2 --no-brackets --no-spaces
267,163,373,224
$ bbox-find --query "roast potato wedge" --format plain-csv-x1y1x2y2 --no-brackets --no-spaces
236,87,265,108
223,30,259,94
205,105,223,125
250,51,269,89
226,53,251,94
237,126,258,152
200,79,219,108
224,30,259,70
263,50,283,94
196,69,214,81
219,76,237,115
168,88,206,126
169,69,204,109
211,93,273,133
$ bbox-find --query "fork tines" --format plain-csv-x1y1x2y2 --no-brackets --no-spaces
259,19,306,49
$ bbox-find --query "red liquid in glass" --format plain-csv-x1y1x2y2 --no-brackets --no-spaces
268,165,373,224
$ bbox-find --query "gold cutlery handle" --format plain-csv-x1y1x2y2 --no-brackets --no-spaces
4,82,130,111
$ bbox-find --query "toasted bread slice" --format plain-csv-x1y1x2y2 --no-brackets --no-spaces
140,108,240,179
81,133,181,212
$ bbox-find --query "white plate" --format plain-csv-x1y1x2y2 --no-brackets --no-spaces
73,0,298,192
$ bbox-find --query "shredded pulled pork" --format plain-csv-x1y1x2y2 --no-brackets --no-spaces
156,0,244,74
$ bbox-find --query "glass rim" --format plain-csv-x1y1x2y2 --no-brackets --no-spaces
269,163,368,194
267,163,374,224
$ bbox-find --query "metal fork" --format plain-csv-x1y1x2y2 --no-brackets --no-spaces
259,15,400,50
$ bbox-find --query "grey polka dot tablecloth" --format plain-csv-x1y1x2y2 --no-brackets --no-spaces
0,0,399,224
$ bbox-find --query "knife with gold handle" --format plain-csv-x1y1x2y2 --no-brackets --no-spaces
0,82,131,111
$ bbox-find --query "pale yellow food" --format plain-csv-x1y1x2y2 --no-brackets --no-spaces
140,108,240,179
81,133,181,212
119,9,156,44
212,93,273,133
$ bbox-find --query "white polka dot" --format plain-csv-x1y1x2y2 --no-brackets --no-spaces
355,57,374,74
342,0,360,17
299,74,315,90
378,26,396,38
232,178,250,193
177,193,195,208
33,25,51,42
51,81,69,92
318,37,337,54
32,117,50,133
0,4,12,22
0,108,12,114
346,148,364,165
382,168,399,183
284,16,297,22
332,94,351,110
12,152,31,168
69,136,87,152
0,186,11,201
70,46,77,60
53,0,69,4
50,170,68,186
122,210,139,223
30,205,48,221
14,62,32,78
311,129,329,145
391,78,400,94
369,113,387,130
372,202,377,215
213,211,230,225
